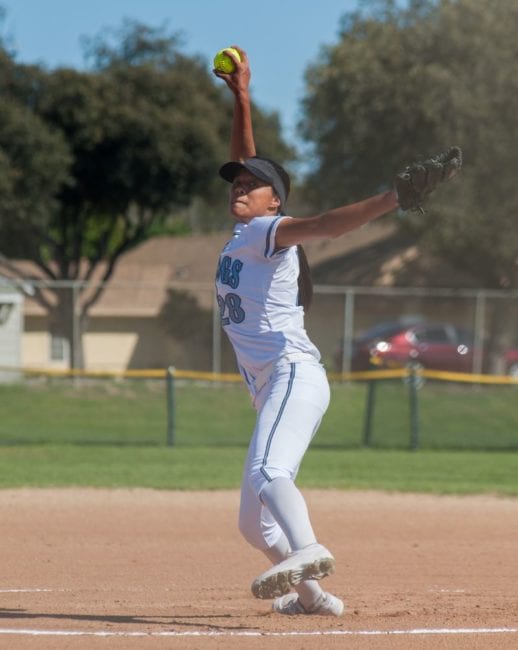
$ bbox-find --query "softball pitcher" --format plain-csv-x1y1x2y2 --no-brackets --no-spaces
213,46,460,616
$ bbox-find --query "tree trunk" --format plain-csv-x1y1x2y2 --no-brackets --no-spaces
49,285,85,370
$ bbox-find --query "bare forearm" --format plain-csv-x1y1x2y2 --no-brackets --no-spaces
230,89,256,161
275,190,399,248
316,190,399,238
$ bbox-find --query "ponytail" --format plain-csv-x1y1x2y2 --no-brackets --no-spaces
276,205,313,312
296,245,313,312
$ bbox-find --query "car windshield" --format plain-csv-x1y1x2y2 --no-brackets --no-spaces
356,322,408,342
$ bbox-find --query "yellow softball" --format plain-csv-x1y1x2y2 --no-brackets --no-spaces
213,47,241,74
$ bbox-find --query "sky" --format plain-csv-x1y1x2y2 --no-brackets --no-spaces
2,0,361,151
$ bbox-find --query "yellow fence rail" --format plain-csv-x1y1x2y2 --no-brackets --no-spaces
6,365,516,385
1,365,516,449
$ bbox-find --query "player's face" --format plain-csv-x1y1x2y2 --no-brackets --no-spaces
229,171,280,222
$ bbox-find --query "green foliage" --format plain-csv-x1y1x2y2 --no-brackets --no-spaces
0,16,294,265
0,99,71,254
81,19,185,70
299,0,518,289
0,16,291,365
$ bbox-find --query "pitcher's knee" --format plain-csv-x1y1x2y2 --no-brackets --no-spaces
249,464,291,499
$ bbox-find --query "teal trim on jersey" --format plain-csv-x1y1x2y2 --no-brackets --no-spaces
240,365,252,387
260,363,296,483
264,216,283,258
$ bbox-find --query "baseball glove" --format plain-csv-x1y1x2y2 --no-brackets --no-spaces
395,146,462,212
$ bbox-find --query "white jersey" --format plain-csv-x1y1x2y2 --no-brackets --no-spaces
215,215,320,389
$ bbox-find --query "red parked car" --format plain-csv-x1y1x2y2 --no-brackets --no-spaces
334,321,518,376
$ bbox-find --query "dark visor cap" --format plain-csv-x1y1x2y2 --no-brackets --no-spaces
219,156,290,208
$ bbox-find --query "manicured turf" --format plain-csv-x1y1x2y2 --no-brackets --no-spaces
0,445,517,495
0,378,517,495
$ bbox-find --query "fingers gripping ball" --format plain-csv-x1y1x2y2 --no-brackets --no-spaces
213,47,241,74
395,146,463,212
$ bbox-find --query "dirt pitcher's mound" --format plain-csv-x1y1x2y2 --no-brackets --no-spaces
1,489,517,649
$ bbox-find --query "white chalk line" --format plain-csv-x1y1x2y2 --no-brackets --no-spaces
0,627,517,638
0,589,58,593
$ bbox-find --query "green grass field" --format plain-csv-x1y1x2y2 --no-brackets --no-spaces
0,378,517,495
1,445,517,495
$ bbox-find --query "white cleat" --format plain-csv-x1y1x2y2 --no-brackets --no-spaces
251,543,336,599
273,591,344,616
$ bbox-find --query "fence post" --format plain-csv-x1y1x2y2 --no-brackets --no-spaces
166,366,175,447
341,289,355,374
408,366,420,450
472,291,486,376
71,281,79,370
362,380,377,447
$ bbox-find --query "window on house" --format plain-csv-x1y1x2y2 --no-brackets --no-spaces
50,335,69,362
0,303,12,325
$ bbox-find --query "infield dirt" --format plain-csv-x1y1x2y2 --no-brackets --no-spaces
1,489,517,649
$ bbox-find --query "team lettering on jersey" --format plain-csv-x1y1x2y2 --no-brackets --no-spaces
216,255,243,289
216,255,245,325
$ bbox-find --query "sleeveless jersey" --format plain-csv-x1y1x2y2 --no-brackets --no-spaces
215,215,320,387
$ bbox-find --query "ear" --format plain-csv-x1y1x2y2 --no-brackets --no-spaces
268,193,281,213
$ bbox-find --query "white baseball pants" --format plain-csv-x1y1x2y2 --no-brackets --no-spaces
238,357,330,550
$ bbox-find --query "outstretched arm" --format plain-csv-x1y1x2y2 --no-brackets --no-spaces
275,190,399,248
213,46,255,161
274,143,462,247
213,48,398,244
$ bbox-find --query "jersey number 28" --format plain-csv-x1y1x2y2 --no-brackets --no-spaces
217,292,245,325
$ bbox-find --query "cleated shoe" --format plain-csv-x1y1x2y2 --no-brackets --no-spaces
272,591,345,616
251,543,335,599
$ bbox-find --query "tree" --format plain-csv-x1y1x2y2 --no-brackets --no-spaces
0,99,72,253
0,19,292,368
298,0,518,371
81,20,295,232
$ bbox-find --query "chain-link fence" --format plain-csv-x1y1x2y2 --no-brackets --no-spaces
0,369,516,449
4,280,516,377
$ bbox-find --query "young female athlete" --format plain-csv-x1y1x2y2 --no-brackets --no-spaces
213,46,398,617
